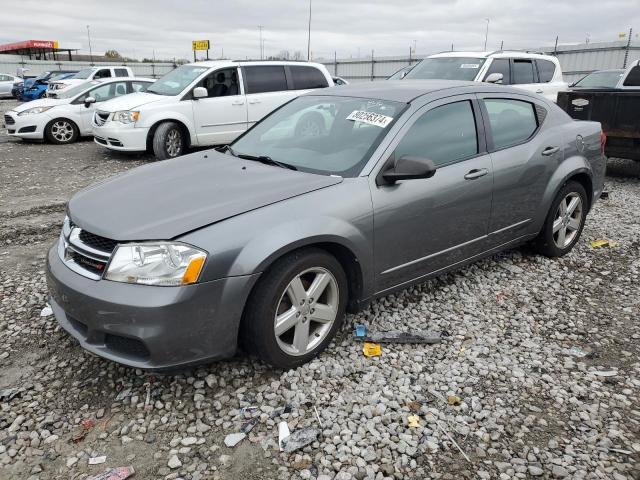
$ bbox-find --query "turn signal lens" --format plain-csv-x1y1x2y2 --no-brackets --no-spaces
182,256,206,285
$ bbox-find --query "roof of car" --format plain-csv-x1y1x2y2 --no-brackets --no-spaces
186,60,328,69
429,50,559,61
306,80,481,103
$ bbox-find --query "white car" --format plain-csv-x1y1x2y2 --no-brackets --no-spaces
404,51,568,102
3,78,153,144
0,73,19,98
47,66,135,98
91,60,334,160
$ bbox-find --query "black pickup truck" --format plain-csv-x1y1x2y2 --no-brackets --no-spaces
557,61,640,161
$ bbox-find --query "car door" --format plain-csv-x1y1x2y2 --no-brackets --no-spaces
0,75,11,96
190,67,247,146
477,94,562,245
73,81,130,133
242,65,296,127
370,96,493,293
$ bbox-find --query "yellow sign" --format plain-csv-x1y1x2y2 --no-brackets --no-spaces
619,33,627,39
192,40,210,51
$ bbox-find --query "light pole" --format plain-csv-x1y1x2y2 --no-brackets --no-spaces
307,0,312,60
258,25,264,60
483,18,490,51
86,25,94,65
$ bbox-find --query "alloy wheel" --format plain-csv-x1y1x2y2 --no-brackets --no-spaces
552,192,583,249
274,267,339,356
50,120,74,142
165,129,182,157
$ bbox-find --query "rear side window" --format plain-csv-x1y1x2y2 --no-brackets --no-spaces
483,98,538,150
115,68,129,78
484,58,510,84
244,66,288,94
536,60,556,83
130,81,151,92
623,65,640,87
395,101,478,167
512,60,536,84
289,66,329,89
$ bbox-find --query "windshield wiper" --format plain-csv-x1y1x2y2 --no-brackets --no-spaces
226,146,297,171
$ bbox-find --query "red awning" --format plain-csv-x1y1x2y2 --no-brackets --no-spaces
0,40,60,53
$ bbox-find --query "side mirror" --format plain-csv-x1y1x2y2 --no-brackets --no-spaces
485,72,504,84
84,96,96,108
193,87,208,99
379,155,437,185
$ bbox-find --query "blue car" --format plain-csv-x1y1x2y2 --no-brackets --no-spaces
22,71,77,101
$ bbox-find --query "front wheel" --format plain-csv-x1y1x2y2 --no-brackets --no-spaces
45,118,79,144
534,181,587,257
152,122,185,160
241,248,348,369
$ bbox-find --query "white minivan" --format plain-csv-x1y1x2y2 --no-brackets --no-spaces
404,51,568,102
92,60,334,159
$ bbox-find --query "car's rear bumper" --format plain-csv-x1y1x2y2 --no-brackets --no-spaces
46,244,260,370
93,124,149,152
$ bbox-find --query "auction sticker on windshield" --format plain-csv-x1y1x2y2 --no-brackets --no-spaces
460,64,480,69
346,110,394,128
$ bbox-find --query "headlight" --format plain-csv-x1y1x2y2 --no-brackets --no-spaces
113,110,140,124
18,106,54,116
104,243,207,286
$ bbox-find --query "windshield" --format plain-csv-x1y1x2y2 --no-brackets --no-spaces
57,81,101,99
404,57,486,81
388,66,413,80
72,68,95,80
146,65,209,95
231,95,406,177
574,70,624,88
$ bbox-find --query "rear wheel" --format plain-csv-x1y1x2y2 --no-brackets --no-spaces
534,181,587,257
241,248,348,369
152,122,185,160
45,118,78,144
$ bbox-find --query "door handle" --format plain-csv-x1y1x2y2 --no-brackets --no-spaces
232,100,245,105
248,98,260,104
464,168,489,180
542,146,560,156
535,89,544,94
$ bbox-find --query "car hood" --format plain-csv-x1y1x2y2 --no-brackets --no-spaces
13,97,69,112
68,151,343,241
97,92,168,112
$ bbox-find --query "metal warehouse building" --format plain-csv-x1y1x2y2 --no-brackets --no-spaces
321,40,640,84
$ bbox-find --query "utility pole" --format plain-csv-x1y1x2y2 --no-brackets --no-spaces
623,27,633,68
554,36,558,55
483,18,490,51
500,40,504,50
86,25,94,65
258,25,264,60
307,0,312,60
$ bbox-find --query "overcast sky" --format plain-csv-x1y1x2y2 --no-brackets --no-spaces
1,0,639,61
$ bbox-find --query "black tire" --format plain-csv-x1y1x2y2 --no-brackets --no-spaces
294,112,326,138
152,122,185,160
241,248,348,369
534,181,588,257
45,118,79,145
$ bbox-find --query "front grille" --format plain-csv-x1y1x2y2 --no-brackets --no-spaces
105,334,150,360
69,250,108,276
79,230,118,253
94,111,109,127
4,115,15,125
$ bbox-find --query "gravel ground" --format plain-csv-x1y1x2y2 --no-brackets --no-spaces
1,97,639,480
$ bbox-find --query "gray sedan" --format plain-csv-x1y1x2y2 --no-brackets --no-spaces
46,80,606,369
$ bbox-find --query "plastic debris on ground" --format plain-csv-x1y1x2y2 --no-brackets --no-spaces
447,395,461,406
87,466,135,480
280,426,320,453
600,191,609,199
278,421,291,451
354,325,367,338
240,418,258,434
592,370,617,377
40,305,53,317
0,387,21,402
224,432,246,447
407,415,420,428
590,239,618,248
88,456,107,465
239,406,259,415
363,342,382,357
564,346,593,358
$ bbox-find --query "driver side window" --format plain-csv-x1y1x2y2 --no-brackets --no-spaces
395,101,478,168
79,82,128,103
194,68,240,98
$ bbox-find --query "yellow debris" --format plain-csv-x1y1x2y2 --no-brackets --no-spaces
407,415,420,428
447,395,461,406
363,342,381,357
590,239,618,248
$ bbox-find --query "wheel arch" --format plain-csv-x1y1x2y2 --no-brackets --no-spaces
146,118,193,152
45,116,80,141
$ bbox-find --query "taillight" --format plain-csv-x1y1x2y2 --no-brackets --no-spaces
600,131,607,155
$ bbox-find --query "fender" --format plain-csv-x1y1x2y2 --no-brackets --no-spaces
534,154,593,232
138,105,197,146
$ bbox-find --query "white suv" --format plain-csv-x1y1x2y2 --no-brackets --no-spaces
404,51,568,102
92,60,334,159
47,66,135,98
